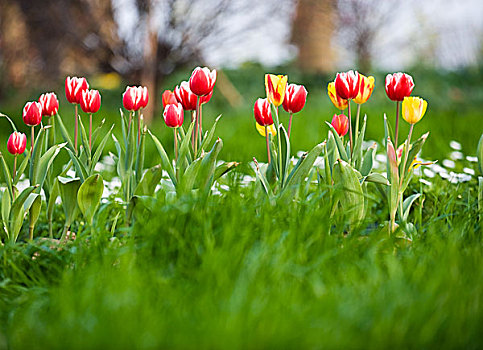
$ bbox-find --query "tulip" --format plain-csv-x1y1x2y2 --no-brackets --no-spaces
331,114,349,137
254,98,273,126
163,103,184,128
123,86,148,112
327,82,348,111
7,131,27,155
400,96,428,189
265,74,287,107
283,83,307,138
385,73,414,102
334,70,359,100
80,89,101,149
163,103,184,161
39,92,59,116
22,101,42,127
353,74,375,104
80,89,101,114
189,67,217,97
334,70,359,155
174,81,213,111
162,90,178,108
402,96,427,125
65,76,89,104
66,76,89,153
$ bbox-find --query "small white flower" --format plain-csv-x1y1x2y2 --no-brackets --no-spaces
463,167,475,175
419,178,432,186
466,156,478,162
449,140,462,150
423,168,435,178
442,159,455,169
450,151,463,160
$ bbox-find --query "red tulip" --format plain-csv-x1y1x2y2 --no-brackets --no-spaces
39,92,59,116
331,114,349,137
334,70,360,100
65,76,89,104
7,131,27,155
282,83,308,114
174,81,212,111
162,90,178,108
163,103,184,128
385,72,414,101
189,67,217,96
253,98,273,126
80,89,101,114
22,101,42,126
122,86,148,111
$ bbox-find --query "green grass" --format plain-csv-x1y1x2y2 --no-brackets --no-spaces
0,173,482,349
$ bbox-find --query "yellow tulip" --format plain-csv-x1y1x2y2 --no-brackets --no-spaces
265,74,288,107
402,96,427,124
353,74,375,104
256,122,277,137
327,82,348,110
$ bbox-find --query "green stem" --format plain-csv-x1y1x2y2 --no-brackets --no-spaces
194,97,200,156
265,125,271,164
400,124,414,188
74,104,78,153
191,110,196,152
137,110,142,146
355,103,361,144
174,128,178,162
12,154,17,201
348,99,353,157
395,101,400,148
288,113,293,138
31,126,35,155
89,113,92,150
274,106,283,184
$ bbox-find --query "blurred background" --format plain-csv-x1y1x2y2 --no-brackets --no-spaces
0,0,482,165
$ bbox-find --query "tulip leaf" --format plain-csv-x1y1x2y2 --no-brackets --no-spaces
402,193,421,221
386,138,400,224
8,185,37,242
279,124,291,186
14,154,30,186
90,124,114,175
134,165,163,197
214,161,239,180
25,193,42,239
91,118,106,147
0,152,13,201
77,174,104,225
284,142,324,192
198,114,222,157
32,143,66,191
332,160,365,226
402,132,429,176
360,143,377,177
325,122,349,162
352,115,367,169
177,121,195,175
1,189,11,229
477,134,483,175
58,176,82,234
149,129,177,186
55,113,75,151
0,113,17,132
197,138,223,193
29,126,48,184
179,157,202,193
252,159,274,199
78,115,91,160
47,178,59,237
362,173,390,186
66,148,87,182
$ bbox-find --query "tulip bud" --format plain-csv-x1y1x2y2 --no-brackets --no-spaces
162,90,178,108
334,70,360,100
331,114,349,137
189,67,217,96
385,72,414,101
254,98,273,126
163,103,184,128
353,74,375,104
22,101,42,127
327,82,348,110
65,76,89,104
256,122,277,138
80,89,101,114
401,96,427,125
282,83,308,114
39,92,59,116
265,74,287,107
122,86,148,111
7,131,27,155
